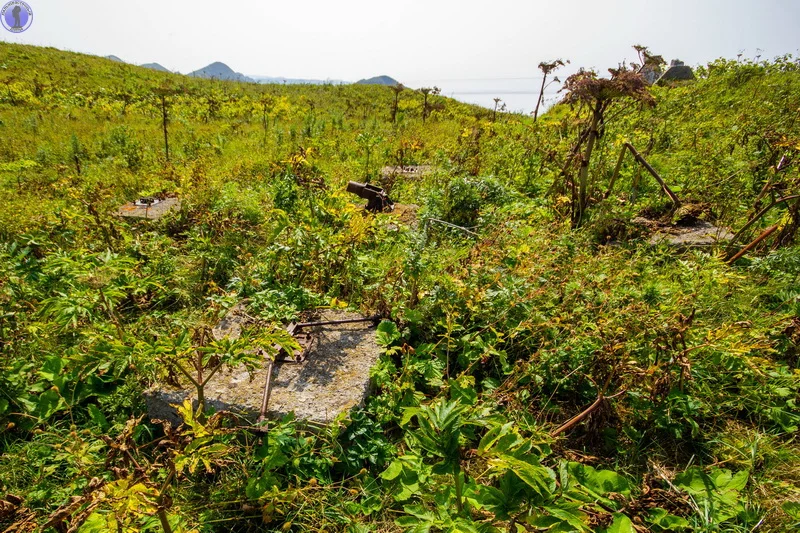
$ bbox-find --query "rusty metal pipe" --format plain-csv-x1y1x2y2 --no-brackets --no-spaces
294,315,379,329
346,181,392,211
727,225,778,265
257,359,275,424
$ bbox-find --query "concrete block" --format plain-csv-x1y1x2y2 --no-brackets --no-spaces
144,309,381,427
118,196,180,220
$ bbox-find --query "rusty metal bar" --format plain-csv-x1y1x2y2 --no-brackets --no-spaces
294,315,379,329
605,142,681,208
255,315,377,426
727,225,778,265
257,359,275,425
346,181,392,211
726,194,800,253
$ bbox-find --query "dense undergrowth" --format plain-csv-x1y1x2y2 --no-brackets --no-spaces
0,42,799,532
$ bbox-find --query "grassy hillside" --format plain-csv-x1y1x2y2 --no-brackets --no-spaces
0,42,799,532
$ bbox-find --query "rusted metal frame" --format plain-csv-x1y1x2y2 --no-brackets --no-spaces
255,315,377,427
257,358,275,426
726,194,800,253
425,218,479,236
346,181,393,211
294,316,379,329
727,225,778,265
605,142,681,208
550,388,627,437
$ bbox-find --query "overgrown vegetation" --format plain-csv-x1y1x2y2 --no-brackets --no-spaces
0,42,799,532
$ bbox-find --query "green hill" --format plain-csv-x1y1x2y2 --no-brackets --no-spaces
356,74,400,85
188,61,256,83
141,62,170,73
0,41,799,532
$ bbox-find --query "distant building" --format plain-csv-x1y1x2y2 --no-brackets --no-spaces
640,63,663,84
657,59,695,84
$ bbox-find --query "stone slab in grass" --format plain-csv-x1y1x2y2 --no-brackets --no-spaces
633,216,734,249
118,196,180,220
144,309,381,427
381,164,432,180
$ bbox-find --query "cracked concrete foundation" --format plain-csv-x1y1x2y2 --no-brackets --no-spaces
144,309,382,427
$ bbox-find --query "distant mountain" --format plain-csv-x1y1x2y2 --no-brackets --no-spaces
105,55,125,63
250,75,348,86
189,62,255,83
141,62,170,73
356,75,399,86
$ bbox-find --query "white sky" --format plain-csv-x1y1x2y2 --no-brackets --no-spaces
2,0,798,84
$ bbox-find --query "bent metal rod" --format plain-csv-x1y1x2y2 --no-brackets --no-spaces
256,315,380,425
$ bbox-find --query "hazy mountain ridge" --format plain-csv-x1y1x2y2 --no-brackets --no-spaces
188,61,256,83
141,62,170,73
102,54,399,88
250,75,349,86
356,75,400,86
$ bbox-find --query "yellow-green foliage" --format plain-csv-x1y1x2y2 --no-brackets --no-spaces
0,42,799,533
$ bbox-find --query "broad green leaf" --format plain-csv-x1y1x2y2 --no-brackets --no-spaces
711,468,748,491
673,467,747,523
673,467,710,495
477,423,508,454
493,454,556,500
449,376,477,405
381,458,404,480
87,404,109,429
34,389,64,420
542,504,589,531
359,495,382,516
77,511,115,532
647,508,690,532
400,407,421,427
246,472,279,499
405,309,424,324
38,356,64,381
464,483,506,514
376,320,401,347
601,513,635,533
567,461,631,496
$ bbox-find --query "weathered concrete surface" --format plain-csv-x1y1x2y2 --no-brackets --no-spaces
118,196,180,219
381,165,432,180
634,216,733,248
144,309,381,427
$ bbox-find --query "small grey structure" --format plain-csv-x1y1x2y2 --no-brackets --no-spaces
117,196,180,220
657,59,695,84
144,309,382,427
639,64,663,85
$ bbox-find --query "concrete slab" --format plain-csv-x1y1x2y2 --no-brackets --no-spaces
381,165,432,180
118,196,180,219
144,309,382,427
633,216,733,248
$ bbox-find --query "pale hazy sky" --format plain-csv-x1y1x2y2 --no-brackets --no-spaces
1,0,798,85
